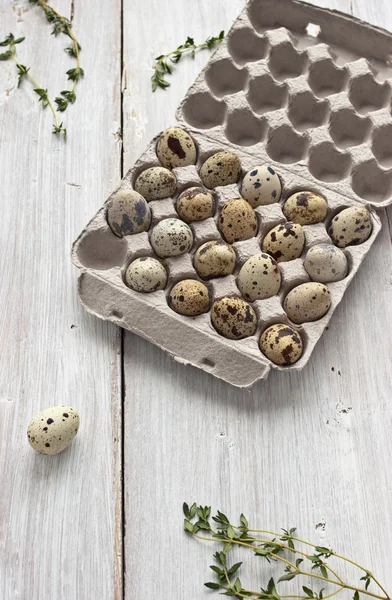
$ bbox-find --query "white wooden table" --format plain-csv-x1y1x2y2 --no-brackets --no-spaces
1,0,391,598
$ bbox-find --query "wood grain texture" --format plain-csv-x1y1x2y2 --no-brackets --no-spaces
122,1,392,599
0,0,122,598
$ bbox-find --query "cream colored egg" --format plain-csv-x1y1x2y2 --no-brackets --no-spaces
194,240,236,280
304,244,348,283
107,189,151,237
150,218,193,258
27,406,80,455
211,297,257,340
219,198,258,244
125,257,167,292
262,222,305,262
328,206,372,248
134,167,177,201
200,151,242,189
284,282,331,324
168,279,210,316
241,165,282,207
238,253,281,301
156,127,197,169
283,191,328,225
176,187,214,223
259,324,303,365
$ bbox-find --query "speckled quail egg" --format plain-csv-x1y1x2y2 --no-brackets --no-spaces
168,279,210,316
259,324,303,365
328,206,372,248
200,151,242,189
262,222,305,262
241,165,282,207
284,282,331,324
107,189,151,237
156,126,197,169
27,406,80,455
176,187,214,223
304,244,348,283
219,198,258,244
211,297,257,340
194,240,236,280
125,257,167,292
237,253,281,301
283,191,328,225
150,218,193,258
134,166,177,201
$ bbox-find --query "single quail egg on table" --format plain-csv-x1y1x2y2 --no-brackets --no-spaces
125,257,167,292
262,222,305,262
27,406,80,455
107,189,151,237
211,297,257,340
304,244,348,283
156,126,197,169
168,279,210,316
194,240,236,280
134,166,177,201
241,165,282,207
150,218,193,258
283,191,328,225
237,253,281,301
284,282,331,324
219,198,258,243
176,187,214,223
259,324,303,365
328,206,372,247
200,151,242,188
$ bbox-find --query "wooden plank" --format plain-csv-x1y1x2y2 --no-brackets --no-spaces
122,0,392,598
0,0,122,598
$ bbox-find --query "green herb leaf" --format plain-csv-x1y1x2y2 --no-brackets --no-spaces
228,563,242,576
204,582,220,590
184,519,193,533
278,573,296,582
0,50,12,60
303,587,314,598
55,96,68,112
34,88,49,107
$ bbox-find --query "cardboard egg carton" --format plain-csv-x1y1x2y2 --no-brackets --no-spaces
73,0,392,387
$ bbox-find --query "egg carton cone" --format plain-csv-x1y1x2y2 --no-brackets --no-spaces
73,0,392,387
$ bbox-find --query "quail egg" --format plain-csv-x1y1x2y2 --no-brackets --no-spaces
304,244,348,283
194,240,236,280
168,279,210,316
134,166,177,201
200,151,242,189
27,406,80,455
107,189,151,237
211,297,257,340
283,191,328,225
156,126,197,169
328,206,372,248
284,282,331,324
125,257,167,292
259,324,303,365
241,165,282,207
262,222,305,262
219,198,258,243
176,187,214,223
238,253,281,301
150,218,193,258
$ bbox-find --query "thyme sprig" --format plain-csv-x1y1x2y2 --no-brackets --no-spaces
183,503,391,600
151,30,225,91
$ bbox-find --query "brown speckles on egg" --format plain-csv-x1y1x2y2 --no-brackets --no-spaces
237,253,281,301
134,167,177,201
328,206,372,248
219,199,258,244
241,165,282,207
283,191,328,225
125,257,168,293
211,297,257,340
284,282,331,324
107,189,151,237
169,280,210,316
262,222,305,262
176,186,214,223
194,240,236,280
27,406,80,455
156,127,197,169
150,218,193,258
260,324,303,365
200,152,241,189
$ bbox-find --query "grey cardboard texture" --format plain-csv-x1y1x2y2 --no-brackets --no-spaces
73,0,392,387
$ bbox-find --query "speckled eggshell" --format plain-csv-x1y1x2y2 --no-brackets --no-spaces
328,206,372,248
304,244,348,283
241,165,282,207
219,198,258,243
200,151,242,189
262,222,305,262
134,166,177,201
284,282,331,324
260,324,303,365
156,126,197,169
176,186,214,223
27,406,80,455
283,191,328,225
150,218,193,258
107,189,151,237
238,252,281,301
125,257,167,292
168,279,210,316
194,240,237,280
211,297,257,340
